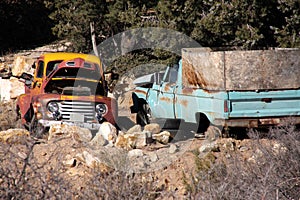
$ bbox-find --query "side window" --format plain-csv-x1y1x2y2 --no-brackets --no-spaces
46,60,63,76
165,64,178,84
36,61,44,78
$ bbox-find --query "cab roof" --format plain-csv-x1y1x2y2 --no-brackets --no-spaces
41,52,101,65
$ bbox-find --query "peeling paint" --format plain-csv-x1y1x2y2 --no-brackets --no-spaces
159,96,172,103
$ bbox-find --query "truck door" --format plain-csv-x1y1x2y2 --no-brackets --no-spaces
155,65,178,119
32,59,44,94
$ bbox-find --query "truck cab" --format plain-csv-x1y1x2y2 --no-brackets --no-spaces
17,52,117,137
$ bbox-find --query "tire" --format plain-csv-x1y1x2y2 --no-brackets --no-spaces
136,103,151,126
196,113,210,133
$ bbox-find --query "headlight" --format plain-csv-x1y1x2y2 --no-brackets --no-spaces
47,102,59,113
96,103,107,115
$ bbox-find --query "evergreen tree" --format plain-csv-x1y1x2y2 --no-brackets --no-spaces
45,0,108,53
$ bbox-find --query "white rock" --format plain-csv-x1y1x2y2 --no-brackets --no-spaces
169,144,178,154
72,128,92,143
83,151,101,168
11,56,31,77
115,132,146,150
199,142,218,153
127,124,142,134
80,151,110,172
128,149,144,158
0,78,11,101
135,132,147,149
144,123,161,135
48,124,92,142
115,132,136,150
153,131,171,144
63,155,76,168
97,122,117,145
89,133,107,147
148,152,159,162
205,126,222,142
9,77,25,99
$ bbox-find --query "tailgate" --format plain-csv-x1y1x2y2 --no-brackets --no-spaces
228,90,300,118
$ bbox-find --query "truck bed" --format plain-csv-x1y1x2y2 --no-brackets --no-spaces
228,89,300,118
182,48,300,91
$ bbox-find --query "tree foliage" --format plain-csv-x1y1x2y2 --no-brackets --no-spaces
44,0,108,52
1,0,300,68
0,0,54,54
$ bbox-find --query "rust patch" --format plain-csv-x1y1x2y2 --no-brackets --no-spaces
182,59,208,88
160,97,172,103
179,99,188,107
134,89,147,95
164,83,171,91
182,87,195,94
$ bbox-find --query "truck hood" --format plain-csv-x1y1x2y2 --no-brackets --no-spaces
43,58,105,96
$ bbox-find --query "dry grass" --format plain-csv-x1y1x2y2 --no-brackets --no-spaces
184,125,300,200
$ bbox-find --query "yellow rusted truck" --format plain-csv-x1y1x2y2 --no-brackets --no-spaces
16,52,117,136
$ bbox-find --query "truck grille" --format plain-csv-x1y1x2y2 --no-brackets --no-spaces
59,101,95,122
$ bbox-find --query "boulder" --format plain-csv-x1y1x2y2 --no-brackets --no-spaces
199,141,219,153
11,56,32,77
148,152,159,162
0,78,11,101
152,131,171,144
169,144,178,154
144,123,161,134
115,132,137,150
115,132,147,150
128,149,144,158
9,77,25,99
205,126,222,142
97,122,117,145
72,128,93,143
89,132,107,147
0,128,30,144
78,151,111,172
126,124,142,134
48,124,92,142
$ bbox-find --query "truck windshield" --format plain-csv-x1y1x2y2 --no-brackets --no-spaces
52,68,101,81
47,60,63,76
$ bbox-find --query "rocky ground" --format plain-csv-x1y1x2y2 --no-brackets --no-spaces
0,45,299,199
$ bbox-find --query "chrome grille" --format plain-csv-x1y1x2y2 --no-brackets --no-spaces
59,101,95,122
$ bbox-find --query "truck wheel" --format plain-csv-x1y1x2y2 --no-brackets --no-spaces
136,103,151,126
29,116,48,139
196,113,210,133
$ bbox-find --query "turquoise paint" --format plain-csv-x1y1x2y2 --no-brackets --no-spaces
133,59,300,127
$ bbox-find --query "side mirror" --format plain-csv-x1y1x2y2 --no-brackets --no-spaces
32,62,36,69
21,72,33,80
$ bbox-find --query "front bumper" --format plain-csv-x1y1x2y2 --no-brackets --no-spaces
38,119,101,131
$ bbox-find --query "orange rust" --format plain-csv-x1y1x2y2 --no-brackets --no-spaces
179,99,188,107
159,96,172,103
134,89,147,95
182,87,195,94
182,59,207,88
164,83,171,91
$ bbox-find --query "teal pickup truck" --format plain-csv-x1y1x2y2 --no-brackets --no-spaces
131,48,300,134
